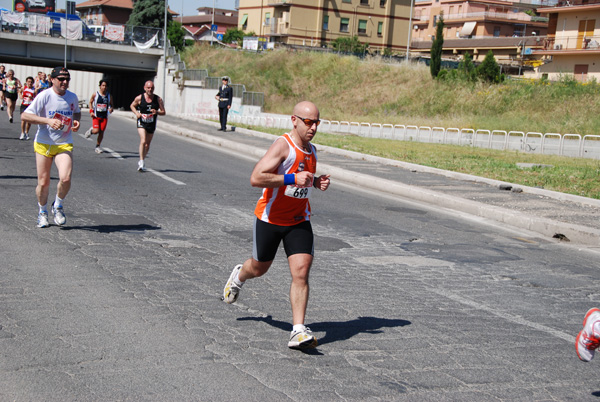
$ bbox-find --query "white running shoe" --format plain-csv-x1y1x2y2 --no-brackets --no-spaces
24,133,29,140
37,212,49,228
222,264,243,304
576,308,600,362
51,203,66,226
84,128,92,138
95,146,103,154
288,326,318,349
137,160,146,172
19,132,25,140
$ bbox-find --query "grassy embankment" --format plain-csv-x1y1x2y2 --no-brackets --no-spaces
182,44,600,199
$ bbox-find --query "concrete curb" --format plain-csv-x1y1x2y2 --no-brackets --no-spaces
114,112,600,246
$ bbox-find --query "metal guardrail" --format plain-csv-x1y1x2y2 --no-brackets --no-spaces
202,75,264,107
181,69,208,81
242,92,264,107
0,11,164,48
192,114,600,160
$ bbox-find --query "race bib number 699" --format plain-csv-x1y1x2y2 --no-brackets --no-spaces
284,185,312,199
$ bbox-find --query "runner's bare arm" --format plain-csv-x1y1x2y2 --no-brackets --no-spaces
130,95,141,118
72,112,81,131
250,137,314,188
21,112,62,129
156,97,165,116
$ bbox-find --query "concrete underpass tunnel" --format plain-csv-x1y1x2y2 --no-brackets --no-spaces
101,71,156,110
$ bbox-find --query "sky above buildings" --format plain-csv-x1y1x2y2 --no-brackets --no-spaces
0,0,237,15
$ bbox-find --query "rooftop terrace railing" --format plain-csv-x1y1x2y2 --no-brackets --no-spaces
539,34,600,50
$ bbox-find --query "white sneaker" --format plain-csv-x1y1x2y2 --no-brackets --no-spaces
222,264,243,304
24,133,29,140
137,160,146,172
51,203,66,226
576,308,600,362
19,133,25,140
37,212,49,228
84,128,92,138
95,146,103,154
288,326,318,349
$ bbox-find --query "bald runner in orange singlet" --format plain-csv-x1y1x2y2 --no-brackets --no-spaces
222,101,331,350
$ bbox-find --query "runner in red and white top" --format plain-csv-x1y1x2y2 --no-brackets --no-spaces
19,76,36,140
222,101,331,350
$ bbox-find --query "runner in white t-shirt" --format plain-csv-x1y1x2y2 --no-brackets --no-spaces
22,66,81,228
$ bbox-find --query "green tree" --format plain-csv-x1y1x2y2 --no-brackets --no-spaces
127,0,171,28
458,52,476,81
167,21,186,51
430,15,444,78
223,27,245,44
331,36,368,54
477,50,504,83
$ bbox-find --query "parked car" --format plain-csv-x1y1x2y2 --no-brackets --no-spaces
88,24,103,42
46,12,95,40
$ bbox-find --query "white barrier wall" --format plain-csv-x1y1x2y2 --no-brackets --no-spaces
2,63,102,106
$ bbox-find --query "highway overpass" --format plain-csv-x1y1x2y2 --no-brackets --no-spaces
0,32,165,108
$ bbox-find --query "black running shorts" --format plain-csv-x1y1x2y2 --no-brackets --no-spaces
253,217,314,262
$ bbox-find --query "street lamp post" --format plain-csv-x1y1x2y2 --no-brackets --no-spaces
211,0,215,45
64,0,68,67
163,0,168,101
406,0,414,62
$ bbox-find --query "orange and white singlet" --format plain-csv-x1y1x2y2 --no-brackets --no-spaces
254,133,318,226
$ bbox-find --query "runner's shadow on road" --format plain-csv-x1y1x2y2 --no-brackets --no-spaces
0,175,37,179
155,169,203,174
238,315,411,347
60,223,160,233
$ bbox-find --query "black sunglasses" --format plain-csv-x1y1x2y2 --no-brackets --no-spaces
55,76,70,82
294,115,320,127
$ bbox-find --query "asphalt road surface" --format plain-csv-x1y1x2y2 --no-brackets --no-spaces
1,110,599,401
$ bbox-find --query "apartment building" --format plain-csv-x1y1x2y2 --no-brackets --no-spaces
77,0,134,25
534,0,600,81
237,0,413,53
409,0,549,64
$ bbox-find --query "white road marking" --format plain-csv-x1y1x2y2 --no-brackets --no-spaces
430,287,576,343
145,168,186,186
95,146,185,186
102,147,125,160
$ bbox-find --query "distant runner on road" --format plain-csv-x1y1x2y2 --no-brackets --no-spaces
130,80,165,172
85,79,114,154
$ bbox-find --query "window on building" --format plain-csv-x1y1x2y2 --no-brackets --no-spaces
241,14,248,29
264,12,270,25
378,21,383,36
358,19,367,34
494,26,500,37
433,15,437,25
340,17,350,32
323,15,329,30
360,0,369,5
380,0,386,6
343,0,351,3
